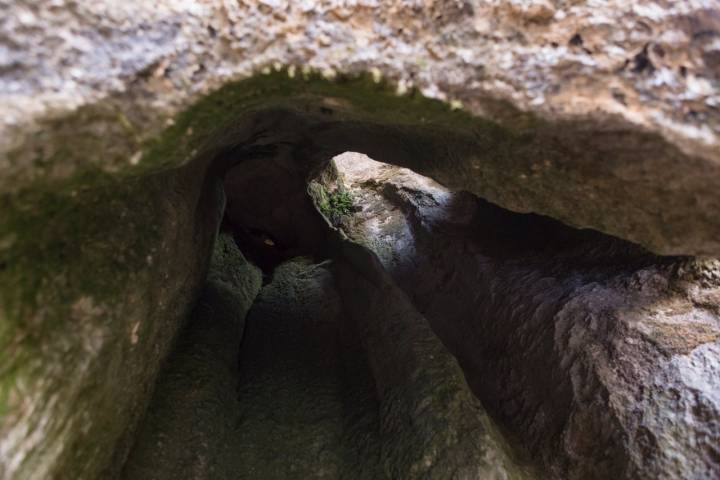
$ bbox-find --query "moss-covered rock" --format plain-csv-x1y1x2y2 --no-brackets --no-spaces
2,2,720,477
121,234,262,480
0,159,224,480
4,0,720,255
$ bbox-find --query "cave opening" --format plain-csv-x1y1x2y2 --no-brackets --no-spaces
119,141,718,480
3,69,717,480
220,147,669,283
1,108,716,480
3,4,720,477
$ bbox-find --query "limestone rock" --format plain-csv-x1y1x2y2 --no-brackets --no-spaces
333,240,533,479
1,0,719,254
1,2,720,479
121,234,262,480
327,152,720,479
0,159,225,480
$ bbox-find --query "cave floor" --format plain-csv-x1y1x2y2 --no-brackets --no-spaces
233,259,382,479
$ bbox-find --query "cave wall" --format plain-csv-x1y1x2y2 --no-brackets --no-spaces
2,0,720,255
121,234,262,480
324,154,720,479
332,238,534,479
0,160,224,480
1,1,719,479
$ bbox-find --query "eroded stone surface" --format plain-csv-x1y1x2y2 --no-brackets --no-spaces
121,234,262,480
124,247,527,479
326,152,720,479
2,2,720,479
231,258,382,480
332,239,534,479
0,160,224,480
2,0,720,255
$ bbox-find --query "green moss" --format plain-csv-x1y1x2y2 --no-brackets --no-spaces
0,169,167,445
0,67,540,381
5,68,537,214
138,70,516,176
0,67,544,476
4,65,551,210
4,69,498,199
1,174,159,317
326,190,355,217
0,157,217,478
310,181,355,226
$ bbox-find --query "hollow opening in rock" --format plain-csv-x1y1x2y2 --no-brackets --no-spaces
119,144,720,480
3,14,720,477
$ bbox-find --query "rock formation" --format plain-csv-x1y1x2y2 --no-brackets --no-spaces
1,1,719,479
324,152,720,479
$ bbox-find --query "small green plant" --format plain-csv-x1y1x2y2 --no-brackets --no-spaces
328,190,354,215
317,188,355,224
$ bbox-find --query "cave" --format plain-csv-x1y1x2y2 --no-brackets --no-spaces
108,144,717,480
2,81,719,480
3,84,720,480
2,3,720,480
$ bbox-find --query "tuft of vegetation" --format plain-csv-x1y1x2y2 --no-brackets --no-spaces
327,190,355,216
315,186,356,225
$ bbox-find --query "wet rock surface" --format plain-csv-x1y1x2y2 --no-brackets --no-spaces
327,152,720,479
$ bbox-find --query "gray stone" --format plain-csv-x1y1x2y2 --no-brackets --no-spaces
121,234,262,480
0,159,224,480
1,2,720,479
1,0,719,254
333,239,534,479
325,152,720,479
